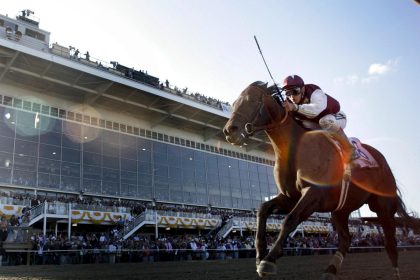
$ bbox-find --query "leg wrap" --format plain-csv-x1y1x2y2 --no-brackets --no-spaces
328,251,344,272
393,267,400,280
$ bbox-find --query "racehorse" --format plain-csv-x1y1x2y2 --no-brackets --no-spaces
223,81,415,280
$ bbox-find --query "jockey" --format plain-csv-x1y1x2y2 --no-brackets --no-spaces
281,74,357,163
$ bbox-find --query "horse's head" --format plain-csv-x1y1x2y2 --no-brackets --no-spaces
223,81,285,145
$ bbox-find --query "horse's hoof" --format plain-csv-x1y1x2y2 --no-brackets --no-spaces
257,260,277,277
319,273,339,280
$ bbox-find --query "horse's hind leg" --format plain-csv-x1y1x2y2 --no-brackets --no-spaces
321,211,351,280
375,197,400,279
255,193,294,266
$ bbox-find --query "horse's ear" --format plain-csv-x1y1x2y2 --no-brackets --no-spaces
267,84,279,95
250,81,268,88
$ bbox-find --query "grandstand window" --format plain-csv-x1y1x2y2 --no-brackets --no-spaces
75,113,82,122
209,194,221,206
140,128,146,137
102,168,120,182
83,179,101,194
61,162,80,177
23,101,31,110
67,111,75,120
126,125,132,134
83,115,90,124
103,130,119,145
156,186,169,201
62,136,81,150
0,168,12,184
3,96,12,106
196,193,207,205
12,169,36,187
169,136,174,143
242,198,251,209
25,28,46,41
0,95,2,104
112,122,119,131
170,190,183,202
152,131,157,139
99,119,105,127
124,184,137,197
105,120,112,129
40,105,49,115
58,109,66,119
175,137,180,145
14,139,38,157
121,170,137,185
138,172,152,186
91,117,98,126
180,138,185,146
120,134,136,147
61,175,80,192
163,134,169,142
133,127,139,135
13,98,22,108
138,186,152,199
0,124,14,140
38,173,60,189
157,133,163,141
168,167,182,184
0,136,14,153
83,137,102,154
39,144,61,160
62,148,80,163
120,124,126,132
102,155,119,169
32,103,40,113
121,158,136,172
200,143,205,150
0,151,12,168
146,130,152,138
221,196,232,208
83,165,101,180
40,131,61,146
184,192,196,204
50,107,58,117
83,152,101,166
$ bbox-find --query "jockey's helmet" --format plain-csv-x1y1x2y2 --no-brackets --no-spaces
282,75,304,90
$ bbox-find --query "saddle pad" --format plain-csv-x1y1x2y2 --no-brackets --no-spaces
349,137,379,168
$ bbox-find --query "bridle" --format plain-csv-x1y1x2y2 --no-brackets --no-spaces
235,86,289,136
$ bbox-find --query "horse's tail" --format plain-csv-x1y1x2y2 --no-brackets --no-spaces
395,187,419,230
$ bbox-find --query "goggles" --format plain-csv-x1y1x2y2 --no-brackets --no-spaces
285,88,301,97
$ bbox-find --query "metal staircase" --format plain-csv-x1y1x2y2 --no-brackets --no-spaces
216,218,238,239
117,210,155,240
28,202,45,226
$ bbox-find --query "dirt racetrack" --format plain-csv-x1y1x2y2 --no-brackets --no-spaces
0,251,420,280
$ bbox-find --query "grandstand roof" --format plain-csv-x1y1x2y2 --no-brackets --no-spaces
0,39,272,153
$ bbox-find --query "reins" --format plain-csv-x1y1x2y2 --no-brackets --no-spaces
243,86,289,135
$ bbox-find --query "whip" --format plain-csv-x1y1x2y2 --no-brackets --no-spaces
253,35,285,103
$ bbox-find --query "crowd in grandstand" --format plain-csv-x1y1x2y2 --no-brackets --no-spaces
66,46,231,112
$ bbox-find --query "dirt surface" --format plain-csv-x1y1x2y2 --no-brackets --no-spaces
0,251,419,280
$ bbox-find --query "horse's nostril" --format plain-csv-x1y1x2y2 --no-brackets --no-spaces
224,125,238,135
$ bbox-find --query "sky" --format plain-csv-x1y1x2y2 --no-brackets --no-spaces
3,1,420,217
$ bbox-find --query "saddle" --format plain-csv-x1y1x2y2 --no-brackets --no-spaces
348,137,379,168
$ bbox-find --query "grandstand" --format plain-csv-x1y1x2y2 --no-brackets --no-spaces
0,10,282,240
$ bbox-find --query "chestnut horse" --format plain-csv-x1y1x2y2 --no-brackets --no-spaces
223,82,414,280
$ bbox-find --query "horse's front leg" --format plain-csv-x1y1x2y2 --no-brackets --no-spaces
255,193,293,267
257,187,320,277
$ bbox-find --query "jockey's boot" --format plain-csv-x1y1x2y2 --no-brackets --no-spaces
334,129,359,169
